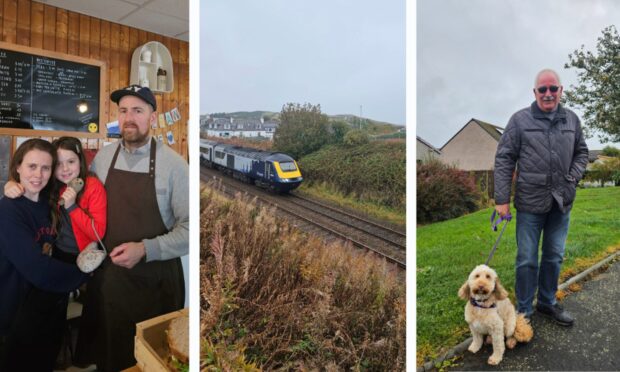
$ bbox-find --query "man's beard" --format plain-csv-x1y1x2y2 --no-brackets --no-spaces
122,125,149,146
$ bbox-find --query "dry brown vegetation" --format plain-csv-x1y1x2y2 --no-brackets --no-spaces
200,186,406,371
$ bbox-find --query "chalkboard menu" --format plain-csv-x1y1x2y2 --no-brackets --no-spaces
0,44,102,134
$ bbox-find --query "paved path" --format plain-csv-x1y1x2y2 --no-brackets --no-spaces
451,258,620,371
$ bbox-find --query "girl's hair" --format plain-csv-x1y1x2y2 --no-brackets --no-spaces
50,137,89,234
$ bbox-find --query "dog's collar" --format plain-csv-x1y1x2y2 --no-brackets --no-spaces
470,297,496,309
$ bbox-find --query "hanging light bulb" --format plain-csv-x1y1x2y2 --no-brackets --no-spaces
77,101,88,113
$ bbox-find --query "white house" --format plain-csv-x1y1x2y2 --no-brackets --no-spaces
199,115,279,139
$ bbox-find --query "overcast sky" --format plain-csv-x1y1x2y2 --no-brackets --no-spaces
199,0,405,125
418,0,620,151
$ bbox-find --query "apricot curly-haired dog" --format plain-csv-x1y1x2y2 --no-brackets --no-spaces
458,264,533,365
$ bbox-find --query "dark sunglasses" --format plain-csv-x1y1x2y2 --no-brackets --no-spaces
536,85,560,94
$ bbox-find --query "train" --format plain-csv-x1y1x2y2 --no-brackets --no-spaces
200,139,303,192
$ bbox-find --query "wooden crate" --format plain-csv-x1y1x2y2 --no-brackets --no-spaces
134,308,189,372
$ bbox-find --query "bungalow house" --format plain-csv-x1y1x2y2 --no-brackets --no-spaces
416,136,441,162
439,118,504,171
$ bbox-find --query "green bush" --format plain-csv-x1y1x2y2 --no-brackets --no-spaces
343,129,370,146
417,159,481,224
585,157,620,186
601,145,620,157
298,141,405,211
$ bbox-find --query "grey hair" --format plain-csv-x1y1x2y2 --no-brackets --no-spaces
535,69,561,86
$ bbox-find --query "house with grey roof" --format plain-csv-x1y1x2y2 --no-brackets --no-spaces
199,115,279,139
416,136,441,162
439,118,504,171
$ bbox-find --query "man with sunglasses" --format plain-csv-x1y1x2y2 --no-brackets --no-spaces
494,69,589,326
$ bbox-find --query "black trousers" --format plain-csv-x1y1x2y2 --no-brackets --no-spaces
0,335,7,370
3,288,68,372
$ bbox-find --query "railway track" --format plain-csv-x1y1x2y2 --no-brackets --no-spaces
200,165,406,269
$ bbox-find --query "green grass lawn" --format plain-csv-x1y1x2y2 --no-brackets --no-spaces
416,187,620,364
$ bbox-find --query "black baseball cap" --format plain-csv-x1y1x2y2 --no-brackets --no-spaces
110,85,157,111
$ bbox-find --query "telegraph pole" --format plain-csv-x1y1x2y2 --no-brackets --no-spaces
359,105,363,129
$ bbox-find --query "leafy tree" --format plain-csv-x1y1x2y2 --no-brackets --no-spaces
564,25,620,143
601,145,620,157
273,103,330,159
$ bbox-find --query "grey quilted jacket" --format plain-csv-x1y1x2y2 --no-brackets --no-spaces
494,102,589,214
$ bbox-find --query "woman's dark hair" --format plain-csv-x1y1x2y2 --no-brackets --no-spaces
50,137,90,234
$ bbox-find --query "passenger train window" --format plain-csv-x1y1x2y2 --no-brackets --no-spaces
279,162,296,172
215,151,225,159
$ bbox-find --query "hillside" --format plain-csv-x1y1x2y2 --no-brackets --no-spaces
206,110,405,136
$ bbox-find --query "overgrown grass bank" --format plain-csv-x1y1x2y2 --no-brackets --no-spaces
297,182,406,227
416,187,620,365
201,187,406,370
298,141,405,212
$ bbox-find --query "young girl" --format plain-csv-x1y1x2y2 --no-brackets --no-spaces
4,137,107,265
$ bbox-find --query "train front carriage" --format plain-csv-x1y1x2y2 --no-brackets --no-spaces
264,153,303,192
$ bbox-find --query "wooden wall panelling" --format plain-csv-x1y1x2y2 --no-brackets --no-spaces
109,22,120,123
17,0,30,46
55,8,67,53
128,25,138,53
3,0,17,44
178,40,188,159
0,0,4,34
29,2,45,49
67,10,78,55
78,13,89,58
138,29,146,48
118,25,129,93
89,17,99,59
42,4,55,51
99,20,110,128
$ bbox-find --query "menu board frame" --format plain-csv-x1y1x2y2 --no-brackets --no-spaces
0,41,107,139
